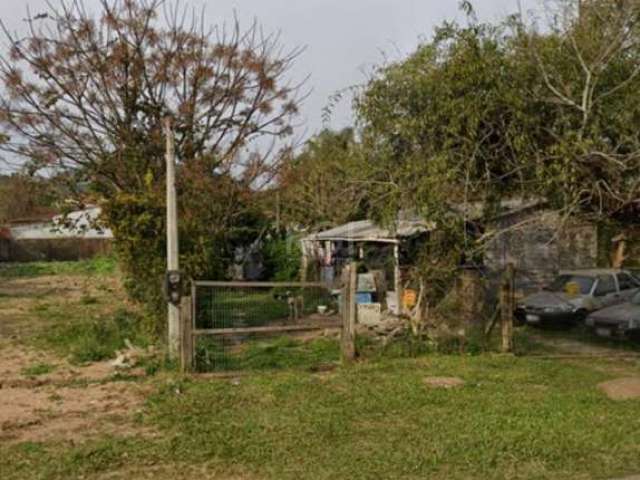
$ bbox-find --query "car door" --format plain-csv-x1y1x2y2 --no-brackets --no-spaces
593,274,621,309
616,272,640,301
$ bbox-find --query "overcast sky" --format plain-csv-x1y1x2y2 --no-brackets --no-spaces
0,0,540,171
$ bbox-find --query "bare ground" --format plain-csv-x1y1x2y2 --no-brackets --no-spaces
0,273,153,444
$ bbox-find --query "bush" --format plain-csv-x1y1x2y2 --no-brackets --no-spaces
102,181,268,336
262,235,302,281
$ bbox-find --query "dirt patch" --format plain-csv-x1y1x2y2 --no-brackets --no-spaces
0,272,153,444
0,343,152,443
0,372,150,442
598,377,640,401
424,377,465,389
0,343,121,385
0,376,153,443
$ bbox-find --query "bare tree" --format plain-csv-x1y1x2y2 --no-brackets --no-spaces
0,0,304,194
0,0,306,312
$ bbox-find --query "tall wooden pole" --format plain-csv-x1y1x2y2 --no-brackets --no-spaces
578,0,583,21
164,116,180,358
341,261,357,363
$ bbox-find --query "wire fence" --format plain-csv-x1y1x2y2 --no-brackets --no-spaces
192,282,341,372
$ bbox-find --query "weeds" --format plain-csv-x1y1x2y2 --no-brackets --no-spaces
37,308,152,363
0,256,117,279
21,362,55,377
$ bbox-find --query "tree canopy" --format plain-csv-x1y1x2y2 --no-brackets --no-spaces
0,0,303,316
277,128,368,230
355,0,640,235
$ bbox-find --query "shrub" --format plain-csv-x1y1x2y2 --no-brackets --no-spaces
262,235,302,281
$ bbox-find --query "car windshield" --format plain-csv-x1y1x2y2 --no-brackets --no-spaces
546,275,594,295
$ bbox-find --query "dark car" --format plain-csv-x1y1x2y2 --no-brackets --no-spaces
515,269,640,328
586,291,640,340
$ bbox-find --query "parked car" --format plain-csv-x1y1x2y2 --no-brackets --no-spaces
515,269,640,328
585,291,640,340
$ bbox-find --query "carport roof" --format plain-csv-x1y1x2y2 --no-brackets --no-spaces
303,219,435,244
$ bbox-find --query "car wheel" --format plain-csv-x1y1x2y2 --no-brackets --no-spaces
575,309,588,322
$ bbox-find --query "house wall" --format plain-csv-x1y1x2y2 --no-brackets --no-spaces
484,209,598,292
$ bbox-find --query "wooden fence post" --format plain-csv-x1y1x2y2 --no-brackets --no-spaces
500,263,515,353
180,295,193,372
341,262,357,363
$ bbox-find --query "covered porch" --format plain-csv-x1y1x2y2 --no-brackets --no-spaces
301,218,434,317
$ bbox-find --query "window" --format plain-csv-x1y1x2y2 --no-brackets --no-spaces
547,275,594,295
617,273,639,291
618,273,638,290
595,275,617,296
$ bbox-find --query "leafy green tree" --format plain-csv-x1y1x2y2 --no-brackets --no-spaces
278,128,369,230
355,0,640,308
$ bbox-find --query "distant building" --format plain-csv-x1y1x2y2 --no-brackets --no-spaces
0,207,113,262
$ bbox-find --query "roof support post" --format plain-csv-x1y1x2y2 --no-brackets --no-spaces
394,244,403,316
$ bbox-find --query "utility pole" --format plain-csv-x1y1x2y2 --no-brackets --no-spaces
164,116,180,358
578,0,583,21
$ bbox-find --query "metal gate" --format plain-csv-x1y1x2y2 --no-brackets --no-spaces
185,281,343,372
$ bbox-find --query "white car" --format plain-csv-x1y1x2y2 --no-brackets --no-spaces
515,269,640,327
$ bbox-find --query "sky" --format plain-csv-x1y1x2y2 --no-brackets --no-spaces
0,0,541,172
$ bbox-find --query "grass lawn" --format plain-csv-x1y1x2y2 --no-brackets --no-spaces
3,354,640,479
0,256,117,279
2,260,640,479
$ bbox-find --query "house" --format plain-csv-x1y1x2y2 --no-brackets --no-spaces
302,199,603,316
0,207,113,262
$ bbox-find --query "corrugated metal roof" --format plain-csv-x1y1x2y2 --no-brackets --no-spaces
304,219,434,244
304,198,545,244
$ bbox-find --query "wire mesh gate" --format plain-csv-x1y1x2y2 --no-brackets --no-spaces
185,281,343,372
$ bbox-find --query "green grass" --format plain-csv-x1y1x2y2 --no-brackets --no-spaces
21,362,55,377
4,260,640,479
34,307,152,363
3,355,640,479
195,288,335,330
195,336,340,372
0,259,152,363
0,256,117,279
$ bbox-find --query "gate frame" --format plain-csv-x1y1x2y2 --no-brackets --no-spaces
179,277,357,373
